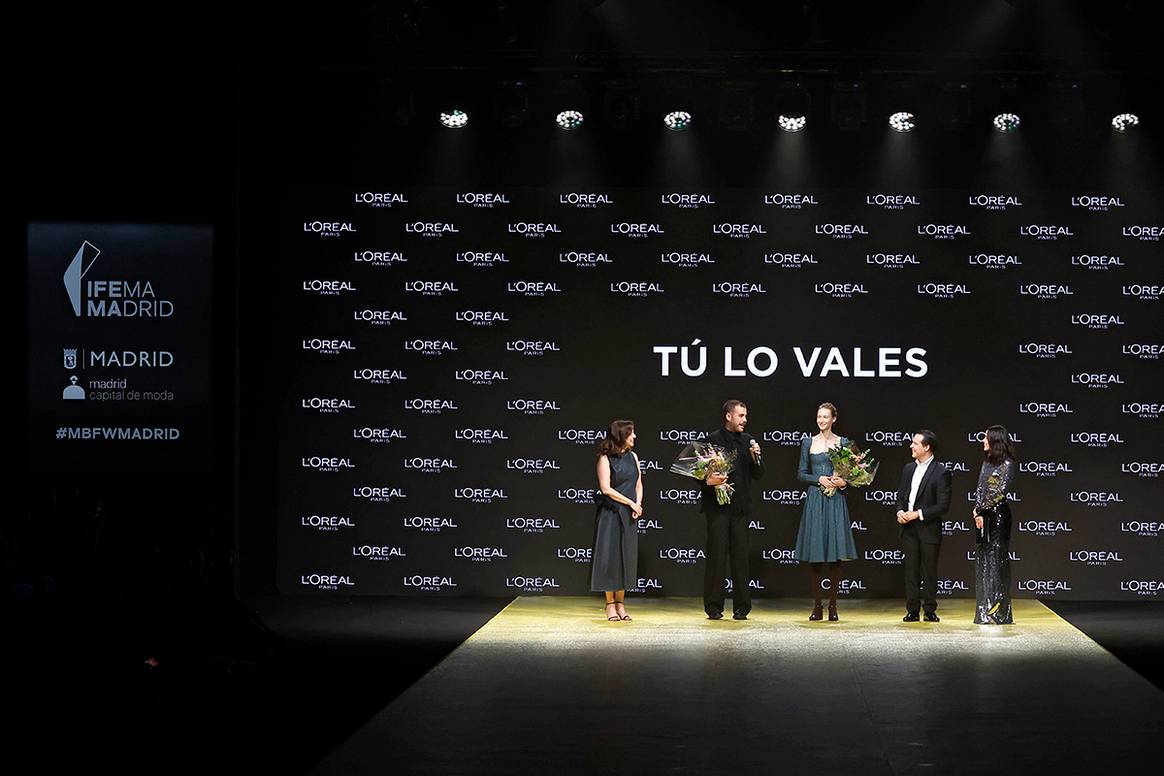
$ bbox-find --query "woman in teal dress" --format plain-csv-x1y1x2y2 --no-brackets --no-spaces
794,402,857,621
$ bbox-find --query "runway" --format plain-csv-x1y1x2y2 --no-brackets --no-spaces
313,597,1163,774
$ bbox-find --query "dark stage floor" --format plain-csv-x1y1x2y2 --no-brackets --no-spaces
11,594,1164,773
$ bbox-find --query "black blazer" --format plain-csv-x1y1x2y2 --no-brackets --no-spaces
895,459,952,544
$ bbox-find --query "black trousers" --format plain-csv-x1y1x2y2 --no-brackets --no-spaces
900,528,941,614
704,511,751,616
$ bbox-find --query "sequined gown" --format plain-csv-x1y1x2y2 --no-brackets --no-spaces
974,459,1015,624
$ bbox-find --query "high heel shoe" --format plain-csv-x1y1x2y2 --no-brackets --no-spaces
604,602,621,621
828,602,839,621
809,602,823,621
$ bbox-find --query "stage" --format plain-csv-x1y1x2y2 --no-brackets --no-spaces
311,597,1164,774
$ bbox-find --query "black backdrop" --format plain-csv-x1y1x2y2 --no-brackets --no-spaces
272,184,1162,598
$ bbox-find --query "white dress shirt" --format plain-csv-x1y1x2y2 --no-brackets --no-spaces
908,455,934,519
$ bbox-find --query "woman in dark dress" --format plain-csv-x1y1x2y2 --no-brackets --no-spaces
591,420,643,622
973,425,1017,625
794,403,857,621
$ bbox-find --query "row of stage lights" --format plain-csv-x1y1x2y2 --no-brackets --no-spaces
438,108,1142,133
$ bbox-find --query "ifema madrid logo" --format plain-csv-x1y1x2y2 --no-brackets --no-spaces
63,240,174,318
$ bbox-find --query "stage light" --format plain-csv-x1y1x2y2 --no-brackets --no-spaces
439,109,469,129
1112,113,1139,131
993,112,1020,132
556,110,585,130
664,111,692,131
889,112,916,132
778,114,807,132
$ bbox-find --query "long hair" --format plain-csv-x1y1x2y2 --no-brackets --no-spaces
598,419,635,457
983,425,1016,465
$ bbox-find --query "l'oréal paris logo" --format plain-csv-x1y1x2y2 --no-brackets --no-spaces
1121,580,1163,596
712,282,766,298
558,428,607,445
867,253,919,269
507,458,561,475
404,339,457,356
941,521,971,536
1121,521,1162,538
455,310,509,326
559,192,613,209
454,428,509,444
815,282,868,298
1019,283,1074,300
968,194,1023,210
456,192,510,208
661,192,716,209
629,578,664,592
302,338,354,356
937,579,969,595
1071,313,1124,330
865,548,906,565
815,223,868,239
762,489,808,506
1123,402,1162,420
352,427,407,444
454,369,508,386
505,576,560,592
300,573,355,590
403,515,459,533
301,397,356,414
352,367,407,385
456,251,508,268
302,279,355,296
1071,255,1123,270
506,340,561,357
761,548,799,565
304,221,356,237
661,252,715,268
917,224,970,239
557,488,596,505
1069,550,1124,566
354,192,408,208
403,457,457,474
610,281,664,297
1069,491,1124,508
866,193,920,210
402,398,458,415
1019,224,1074,240
610,222,664,237
1122,462,1162,478
508,222,561,237
713,223,768,238
454,546,509,561
403,221,458,237
453,488,508,504
1018,343,1072,359
660,429,707,443
301,514,355,532
658,489,701,506
917,283,971,299
1122,225,1162,241
864,489,899,506
1071,372,1124,389
1018,401,1073,418
1123,284,1163,301
560,251,612,268
506,399,561,415
507,280,562,297
969,254,1022,269
764,430,809,446
764,193,820,209
403,575,457,592
556,547,593,563
1071,194,1124,211
353,250,407,266
658,547,706,565
1019,520,1072,536
1018,461,1072,478
352,486,406,502
866,430,914,445
506,516,561,533
1123,344,1162,360
353,309,407,326
1068,432,1123,448
1019,579,1070,594
764,252,817,269
404,280,458,297
352,545,406,561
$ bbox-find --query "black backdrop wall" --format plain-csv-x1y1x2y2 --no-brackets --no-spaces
270,183,1162,598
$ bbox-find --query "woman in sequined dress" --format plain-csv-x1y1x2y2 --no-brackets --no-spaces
973,425,1016,624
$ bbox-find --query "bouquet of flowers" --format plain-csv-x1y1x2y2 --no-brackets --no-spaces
670,442,738,505
821,441,878,497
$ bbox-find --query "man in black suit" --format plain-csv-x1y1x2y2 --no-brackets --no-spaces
895,429,952,622
701,399,764,620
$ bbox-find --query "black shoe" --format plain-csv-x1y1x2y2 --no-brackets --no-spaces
732,611,748,620
707,611,724,620
923,612,940,622
902,612,920,622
